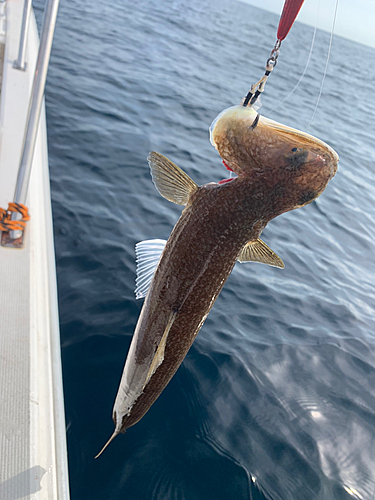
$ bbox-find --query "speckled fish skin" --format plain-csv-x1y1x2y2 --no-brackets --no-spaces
119,179,272,430
98,106,338,454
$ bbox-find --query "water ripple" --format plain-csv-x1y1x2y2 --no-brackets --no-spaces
32,0,375,497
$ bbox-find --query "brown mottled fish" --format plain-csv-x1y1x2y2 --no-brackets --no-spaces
96,105,338,457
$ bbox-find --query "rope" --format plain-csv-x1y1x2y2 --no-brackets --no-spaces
0,202,30,232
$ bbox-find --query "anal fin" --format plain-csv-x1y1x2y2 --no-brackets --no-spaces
238,239,285,269
135,239,167,299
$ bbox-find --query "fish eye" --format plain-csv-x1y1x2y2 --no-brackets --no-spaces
285,147,308,169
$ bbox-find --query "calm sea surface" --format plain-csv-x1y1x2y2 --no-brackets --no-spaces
34,0,375,498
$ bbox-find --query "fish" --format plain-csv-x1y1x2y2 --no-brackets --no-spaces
96,105,338,457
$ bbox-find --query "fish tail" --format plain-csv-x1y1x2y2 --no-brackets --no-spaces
94,428,123,459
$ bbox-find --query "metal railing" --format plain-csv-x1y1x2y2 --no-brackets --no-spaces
13,0,32,71
5,0,60,245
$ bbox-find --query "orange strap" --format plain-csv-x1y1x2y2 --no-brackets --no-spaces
0,202,30,232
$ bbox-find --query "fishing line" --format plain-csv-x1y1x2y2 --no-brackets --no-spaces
307,0,339,128
270,0,320,114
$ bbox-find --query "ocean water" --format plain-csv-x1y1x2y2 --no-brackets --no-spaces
35,0,375,498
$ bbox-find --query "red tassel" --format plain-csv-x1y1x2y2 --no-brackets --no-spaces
277,0,305,41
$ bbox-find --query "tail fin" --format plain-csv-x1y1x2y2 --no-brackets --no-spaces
94,428,121,459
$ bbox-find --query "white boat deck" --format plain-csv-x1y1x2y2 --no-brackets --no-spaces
0,1,69,498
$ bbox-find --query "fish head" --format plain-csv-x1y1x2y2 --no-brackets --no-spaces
210,105,338,209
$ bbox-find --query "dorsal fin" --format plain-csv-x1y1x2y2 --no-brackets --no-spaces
148,151,198,205
135,239,167,299
238,239,285,269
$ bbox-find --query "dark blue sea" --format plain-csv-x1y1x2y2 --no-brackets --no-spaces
35,0,375,498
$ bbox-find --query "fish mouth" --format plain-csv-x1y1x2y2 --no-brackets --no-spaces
210,106,338,162
209,105,339,179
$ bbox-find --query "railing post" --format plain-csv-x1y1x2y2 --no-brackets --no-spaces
13,0,33,71
7,0,60,244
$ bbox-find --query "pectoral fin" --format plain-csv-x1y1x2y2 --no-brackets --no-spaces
143,311,177,390
148,151,198,205
238,239,285,269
